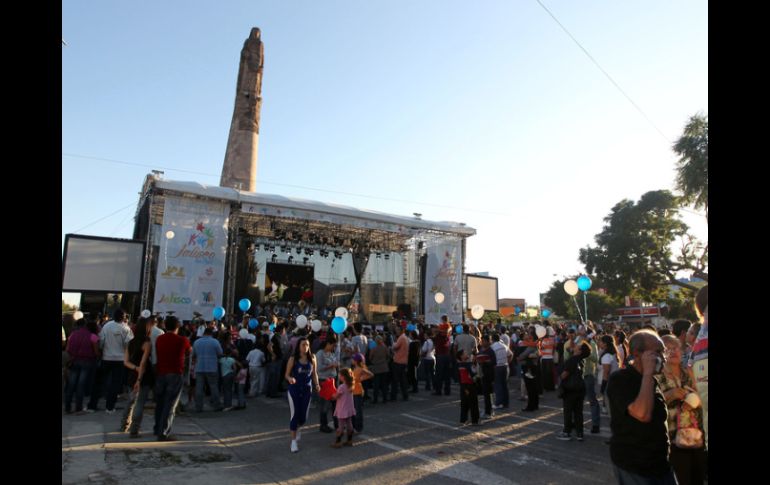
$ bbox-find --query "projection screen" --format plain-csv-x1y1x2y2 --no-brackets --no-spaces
62,235,145,293
466,274,499,312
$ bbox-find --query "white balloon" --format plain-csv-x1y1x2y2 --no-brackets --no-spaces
311,319,322,332
334,307,349,319
434,292,445,304
140,309,151,318
471,304,484,320
535,324,547,339
296,315,308,328
563,279,579,296
239,328,249,339
165,230,175,240
73,311,84,321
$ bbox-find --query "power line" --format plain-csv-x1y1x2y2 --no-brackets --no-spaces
62,152,510,217
70,201,136,235
533,0,671,144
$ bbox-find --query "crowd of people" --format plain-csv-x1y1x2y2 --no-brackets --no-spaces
62,284,708,484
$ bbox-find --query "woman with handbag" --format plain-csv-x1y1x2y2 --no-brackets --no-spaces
659,335,706,485
556,341,590,441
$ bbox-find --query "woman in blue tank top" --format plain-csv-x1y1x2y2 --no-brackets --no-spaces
285,337,319,453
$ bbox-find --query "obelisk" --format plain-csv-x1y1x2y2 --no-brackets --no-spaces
220,28,264,192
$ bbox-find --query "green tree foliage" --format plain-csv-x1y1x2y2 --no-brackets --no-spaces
579,190,708,302
673,113,708,218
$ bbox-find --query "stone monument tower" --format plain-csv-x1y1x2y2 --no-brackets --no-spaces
220,27,264,192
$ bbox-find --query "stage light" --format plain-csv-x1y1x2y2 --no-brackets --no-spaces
384,254,390,260
288,256,294,264
271,254,277,262
296,247,302,254
303,257,309,264
376,253,381,259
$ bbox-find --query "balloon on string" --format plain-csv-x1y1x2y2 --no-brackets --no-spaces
368,340,377,350
140,309,151,319
455,325,463,334
311,319,322,332
331,316,347,334
541,309,552,318
471,304,484,320
249,318,258,329
213,306,225,320
406,323,415,332
296,315,308,329
334,307,349,319
239,298,251,312
269,323,276,332
563,280,579,296
434,292,445,304
535,324,547,339
577,275,593,291
514,306,521,315
73,310,84,321
239,328,249,339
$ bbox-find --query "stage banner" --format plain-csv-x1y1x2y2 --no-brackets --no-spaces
153,196,230,320
425,239,463,325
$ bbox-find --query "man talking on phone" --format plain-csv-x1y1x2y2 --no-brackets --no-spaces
607,329,678,484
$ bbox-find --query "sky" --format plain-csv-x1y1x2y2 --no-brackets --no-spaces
62,0,708,308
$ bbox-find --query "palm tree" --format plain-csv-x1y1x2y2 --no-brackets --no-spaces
673,113,708,220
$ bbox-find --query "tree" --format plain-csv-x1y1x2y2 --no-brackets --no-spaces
579,190,707,302
673,113,708,219
62,300,77,313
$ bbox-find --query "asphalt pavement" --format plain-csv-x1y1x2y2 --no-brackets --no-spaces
62,377,617,485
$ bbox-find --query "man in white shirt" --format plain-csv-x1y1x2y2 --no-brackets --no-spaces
88,309,133,413
491,332,513,409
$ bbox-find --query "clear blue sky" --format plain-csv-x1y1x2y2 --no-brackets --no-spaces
62,0,708,308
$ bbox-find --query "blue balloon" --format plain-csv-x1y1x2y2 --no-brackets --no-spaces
331,316,347,334
212,306,225,320
577,275,593,291
542,309,552,318
368,340,376,350
269,323,276,332
407,324,415,332
455,325,463,334
249,318,258,329
239,298,251,312
514,306,521,315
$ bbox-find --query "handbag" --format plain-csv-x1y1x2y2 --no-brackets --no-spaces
674,403,704,449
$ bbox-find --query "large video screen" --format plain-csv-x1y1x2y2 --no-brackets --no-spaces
467,274,499,312
62,235,145,293
264,263,315,303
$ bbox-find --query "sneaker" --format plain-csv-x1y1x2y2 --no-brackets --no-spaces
222,407,234,412
576,434,584,442
290,440,299,453
556,432,572,441
85,408,97,413
480,413,493,420
105,409,116,415
493,404,504,410
524,372,534,379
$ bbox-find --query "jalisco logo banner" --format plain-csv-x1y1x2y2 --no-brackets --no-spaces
154,196,230,320
425,239,463,325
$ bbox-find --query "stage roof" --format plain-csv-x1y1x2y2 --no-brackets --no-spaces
152,179,476,238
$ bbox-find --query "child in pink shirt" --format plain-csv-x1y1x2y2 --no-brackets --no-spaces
331,368,356,448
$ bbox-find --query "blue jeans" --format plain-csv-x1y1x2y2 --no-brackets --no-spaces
195,371,222,411
154,374,184,438
221,373,235,408
237,383,246,407
64,360,96,412
121,384,151,433
421,359,435,390
353,395,364,432
613,465,678,485
266,361,282,397
390,363,409,400
494,366,509,407
88,360,124,411
583,374,601,429
434,355,452,395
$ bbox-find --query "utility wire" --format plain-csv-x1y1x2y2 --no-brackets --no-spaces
534,0,671,144
70,201,136,235
62,152,510,217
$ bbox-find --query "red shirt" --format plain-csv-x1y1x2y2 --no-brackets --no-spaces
155,332,191,375
433,332,450,355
